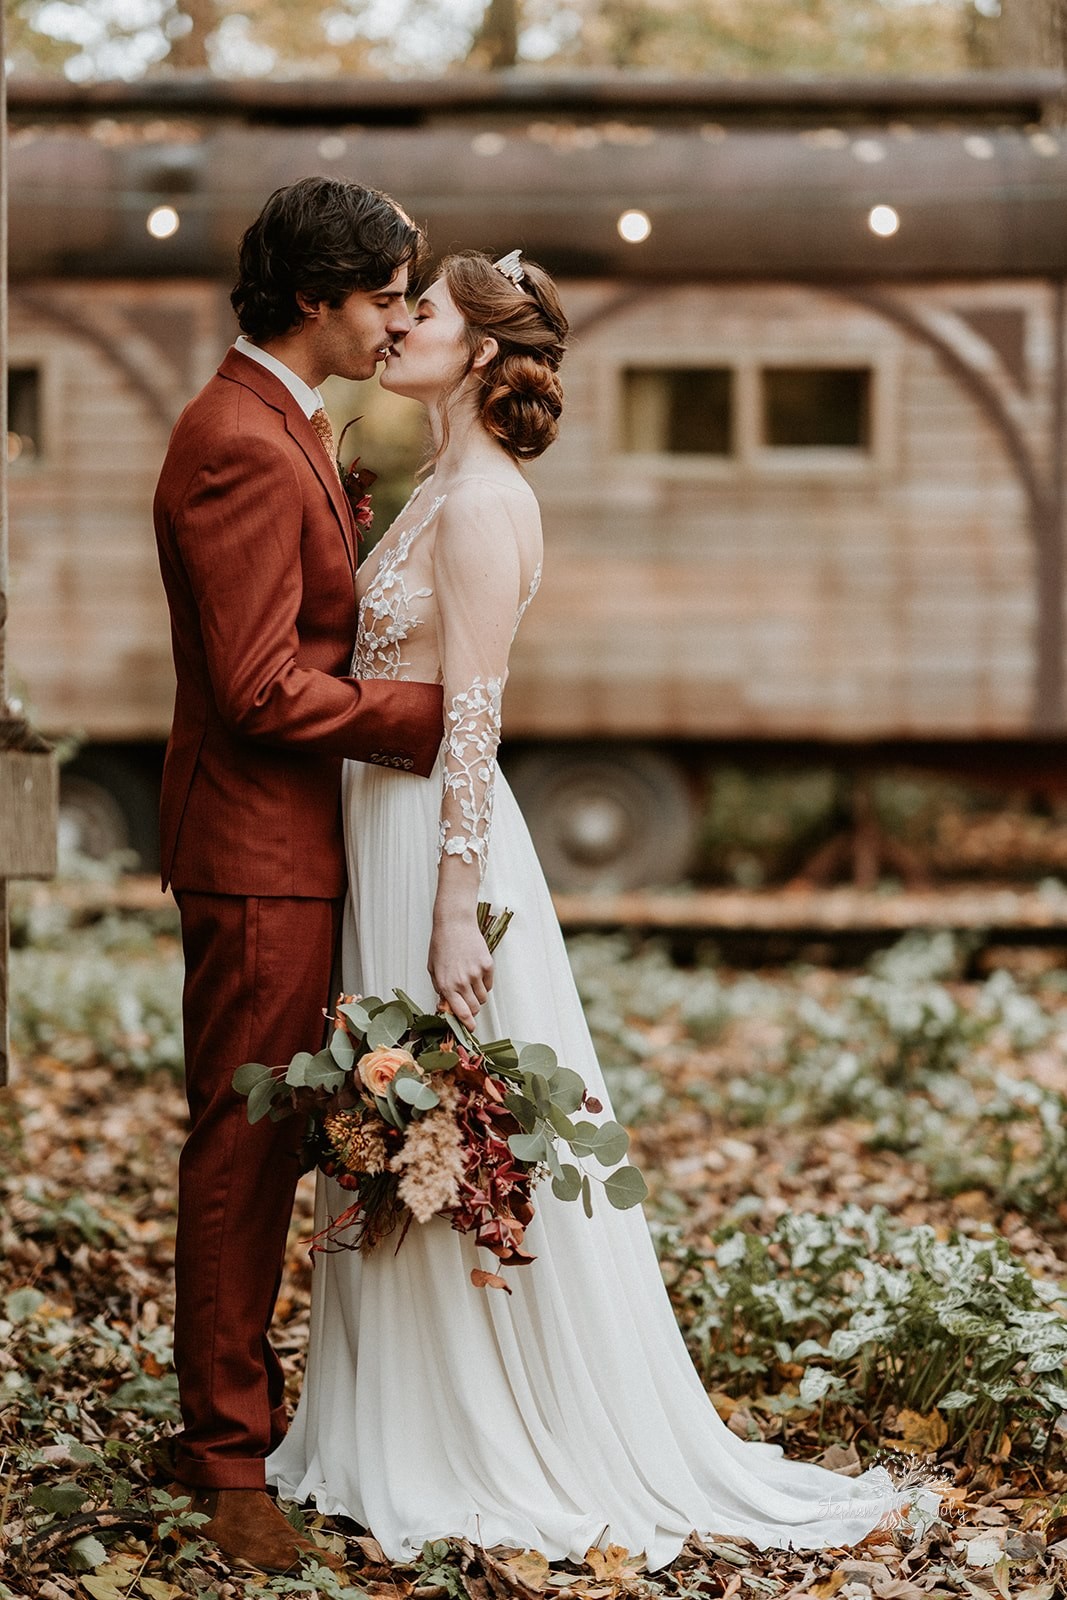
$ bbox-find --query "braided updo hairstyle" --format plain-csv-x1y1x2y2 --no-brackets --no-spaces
441,251,568,461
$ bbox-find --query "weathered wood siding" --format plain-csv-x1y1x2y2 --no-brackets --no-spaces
517,278,1058,738
6,280,223,738
6,275,1062,744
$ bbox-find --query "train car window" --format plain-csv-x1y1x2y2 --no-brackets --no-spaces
7,365,41,464
622,367,732,455
761,367,870,449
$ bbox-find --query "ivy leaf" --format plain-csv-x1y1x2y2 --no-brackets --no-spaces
30,1480,86,1514
5,1287,44,1323
69,1535,107,1572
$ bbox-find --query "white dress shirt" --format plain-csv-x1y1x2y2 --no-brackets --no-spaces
234,334,323,420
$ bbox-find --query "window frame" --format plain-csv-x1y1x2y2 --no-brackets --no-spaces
6,347,54,471
607,346,898,480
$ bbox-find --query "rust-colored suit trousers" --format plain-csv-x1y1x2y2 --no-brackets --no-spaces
172,890,342,1489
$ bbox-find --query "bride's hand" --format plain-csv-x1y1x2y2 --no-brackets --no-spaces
428,906,493,1030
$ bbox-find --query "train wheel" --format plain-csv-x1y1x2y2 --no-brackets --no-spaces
506,745,696,892
58,752,160,873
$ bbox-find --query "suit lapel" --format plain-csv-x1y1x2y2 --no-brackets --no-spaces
217,349,358,579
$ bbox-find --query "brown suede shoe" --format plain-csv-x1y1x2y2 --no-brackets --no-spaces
168,1486,345,1574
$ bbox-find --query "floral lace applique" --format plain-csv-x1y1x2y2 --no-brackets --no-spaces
438,675,504,872
352,494,444,679
437,563,542,875
513,560,542,638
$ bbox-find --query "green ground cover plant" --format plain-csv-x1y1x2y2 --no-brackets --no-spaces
2,890,1067,1597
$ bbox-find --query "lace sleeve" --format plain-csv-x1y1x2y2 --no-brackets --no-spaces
433,490,524,879
439,676,504,870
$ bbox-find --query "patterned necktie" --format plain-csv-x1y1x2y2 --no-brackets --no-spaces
309,407,341,481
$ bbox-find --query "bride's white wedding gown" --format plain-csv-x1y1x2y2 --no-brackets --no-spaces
266,479,911,1568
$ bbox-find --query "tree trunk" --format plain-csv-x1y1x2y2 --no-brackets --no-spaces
468,0,520,68
166,0,216,70
993,0,1067,68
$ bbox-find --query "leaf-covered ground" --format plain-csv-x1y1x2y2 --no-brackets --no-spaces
3,886,1067,1599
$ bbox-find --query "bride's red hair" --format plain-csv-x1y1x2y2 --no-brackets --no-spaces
437,251,568,462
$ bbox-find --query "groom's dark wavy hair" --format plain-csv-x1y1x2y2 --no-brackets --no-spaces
231,176,426,340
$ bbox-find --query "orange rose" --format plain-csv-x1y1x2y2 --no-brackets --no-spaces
358,1046,419,1098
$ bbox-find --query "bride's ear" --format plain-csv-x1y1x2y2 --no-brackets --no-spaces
470,335,498,371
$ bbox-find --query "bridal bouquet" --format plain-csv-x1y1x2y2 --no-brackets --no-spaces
232,906,647,1290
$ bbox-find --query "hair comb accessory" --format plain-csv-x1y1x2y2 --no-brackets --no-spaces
493,249,525,287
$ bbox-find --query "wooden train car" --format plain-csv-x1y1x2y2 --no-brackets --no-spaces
7,72,1067,886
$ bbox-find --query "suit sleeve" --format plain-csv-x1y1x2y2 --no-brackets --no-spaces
171,432,442,774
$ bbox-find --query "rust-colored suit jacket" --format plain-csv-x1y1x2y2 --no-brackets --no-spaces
154,348,442,897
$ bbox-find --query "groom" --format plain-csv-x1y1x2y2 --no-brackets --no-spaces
153,177,442,1574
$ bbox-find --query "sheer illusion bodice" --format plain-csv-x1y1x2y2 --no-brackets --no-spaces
266,477,924,1566
353,477,541,872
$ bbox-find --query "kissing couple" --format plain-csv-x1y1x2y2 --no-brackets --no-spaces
153,175,914,1576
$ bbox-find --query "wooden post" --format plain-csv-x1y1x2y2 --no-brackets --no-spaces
0,3,58,1085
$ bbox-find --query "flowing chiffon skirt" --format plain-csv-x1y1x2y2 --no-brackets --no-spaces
266,753,913,1568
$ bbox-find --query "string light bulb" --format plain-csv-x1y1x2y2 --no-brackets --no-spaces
147,205,180,240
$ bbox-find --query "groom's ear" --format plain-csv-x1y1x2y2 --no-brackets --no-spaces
470,336,498,371
295,290,322,320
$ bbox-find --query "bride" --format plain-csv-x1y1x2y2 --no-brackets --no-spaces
266,249,913,1567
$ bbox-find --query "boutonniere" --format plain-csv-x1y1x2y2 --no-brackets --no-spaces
337,418,377,540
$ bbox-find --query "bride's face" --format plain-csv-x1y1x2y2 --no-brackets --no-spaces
380,275,473,403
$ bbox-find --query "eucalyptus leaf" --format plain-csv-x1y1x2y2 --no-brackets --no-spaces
551,1164,583,1202
338,1000,373,1034
543,1139,565,1182
547,1066,585,1113
305,1049,346,1090
602,1166,649,1209
390,989,419,1024
329,1028,355,1070
581,1174,594,1219
504,1092,537,1132
566,1120,602,1158
528,1073,553,1115
395,1076,440,1111
591,1120,630,1167
519,1042,558,1075
374,1092,404,1132
546,1104,577,1141
284,1051,315,1088
231,1061,271,1095
417,1049,461,1074
247,1075,282,1125
509,1132,549,1164
366,1003,408,1048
